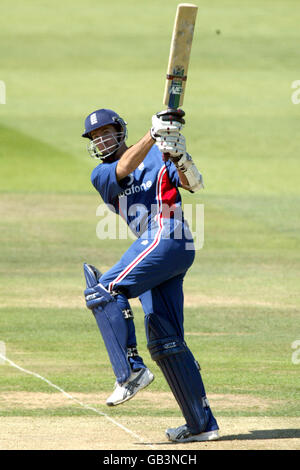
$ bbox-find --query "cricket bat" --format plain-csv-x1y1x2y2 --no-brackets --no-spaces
163,3,198,110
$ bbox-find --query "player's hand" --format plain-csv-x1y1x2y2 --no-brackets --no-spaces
155,133,186,159
150,109,185,139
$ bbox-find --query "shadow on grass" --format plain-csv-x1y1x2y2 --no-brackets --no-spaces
142,428,300,446
220,428,300,441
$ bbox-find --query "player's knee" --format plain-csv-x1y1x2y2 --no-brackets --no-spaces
148,337,186,362
145,313,186,362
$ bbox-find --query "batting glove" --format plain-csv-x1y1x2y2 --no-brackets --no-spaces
150,109,185,140
155,133,186,158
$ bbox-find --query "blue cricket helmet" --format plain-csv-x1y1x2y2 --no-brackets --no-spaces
82,108,127,139
82,108,128,160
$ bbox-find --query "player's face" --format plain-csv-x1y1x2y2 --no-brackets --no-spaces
90,125,119,156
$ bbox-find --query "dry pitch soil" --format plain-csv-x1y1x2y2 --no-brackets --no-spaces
0,391,299,450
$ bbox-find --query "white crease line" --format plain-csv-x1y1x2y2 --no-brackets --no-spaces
0,353,155,449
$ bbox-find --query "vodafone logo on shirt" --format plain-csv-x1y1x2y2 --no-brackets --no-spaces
119,180,152,197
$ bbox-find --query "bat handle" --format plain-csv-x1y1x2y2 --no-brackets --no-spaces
157,108,185,123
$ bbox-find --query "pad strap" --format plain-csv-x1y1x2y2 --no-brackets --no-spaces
122,308,134,319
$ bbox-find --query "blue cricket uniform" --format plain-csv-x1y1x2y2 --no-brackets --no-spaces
84,108,219,436
90,142,219,436
91,145,194,344
91,145,185,240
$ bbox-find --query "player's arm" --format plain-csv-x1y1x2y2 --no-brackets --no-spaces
151,110,204,193
169,149,204,193
176,167,192,191
116,110,184,181
116,131,154,181
163,141,204,193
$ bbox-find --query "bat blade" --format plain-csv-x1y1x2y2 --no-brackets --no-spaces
163,3,198,109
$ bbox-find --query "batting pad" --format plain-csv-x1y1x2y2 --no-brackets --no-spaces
155,348,208,434
83,263,131,384
146,313,208,434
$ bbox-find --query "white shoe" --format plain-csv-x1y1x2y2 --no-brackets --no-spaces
165,424,220,443
106,368,154,406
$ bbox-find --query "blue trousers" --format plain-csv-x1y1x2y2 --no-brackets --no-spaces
97,225,219,434
99,228,195,348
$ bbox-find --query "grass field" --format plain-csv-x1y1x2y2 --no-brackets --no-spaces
0,0,299,450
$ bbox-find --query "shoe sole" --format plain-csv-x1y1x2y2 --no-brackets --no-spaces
166,429,219,443
106,372,154,406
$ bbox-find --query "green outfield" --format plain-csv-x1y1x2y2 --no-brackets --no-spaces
0,0,299,448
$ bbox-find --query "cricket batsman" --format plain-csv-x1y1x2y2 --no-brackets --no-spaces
82,108,219,442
